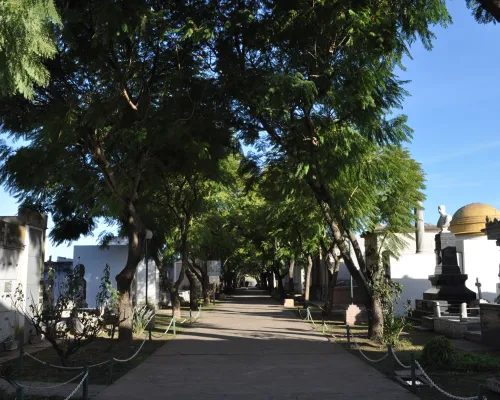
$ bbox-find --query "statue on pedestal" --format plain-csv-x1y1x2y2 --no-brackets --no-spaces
437,205,452,232
73,263,87,308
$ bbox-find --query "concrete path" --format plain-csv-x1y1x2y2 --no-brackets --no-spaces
95,290,416,399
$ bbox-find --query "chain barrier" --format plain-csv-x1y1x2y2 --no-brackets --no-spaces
389,346,411,369
113,335,148,363
415,361,486,400
150,316,175,339
62,371,88,400
353,342,389,363
17,371,85,390
25,351,110,369
24,352,86,370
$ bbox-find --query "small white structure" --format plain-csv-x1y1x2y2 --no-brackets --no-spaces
0,208,47,343
73,240,159,308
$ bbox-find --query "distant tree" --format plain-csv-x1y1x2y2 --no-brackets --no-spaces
0,0,60,98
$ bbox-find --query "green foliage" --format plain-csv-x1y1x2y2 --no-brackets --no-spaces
96,263,119,314
421,336,457,367
132,306,155,336
422,335,500,371
381,299,412,346
11,264,112,365
0,0,61,98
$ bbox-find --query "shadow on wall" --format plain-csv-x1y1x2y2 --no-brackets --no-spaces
393,276,432,317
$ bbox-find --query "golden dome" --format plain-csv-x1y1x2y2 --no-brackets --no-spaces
449,203,500,236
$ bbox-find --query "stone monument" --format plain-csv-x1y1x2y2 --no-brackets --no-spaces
437,204,452,232
414,208,476,318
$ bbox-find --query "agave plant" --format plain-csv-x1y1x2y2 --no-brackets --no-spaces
132,306,155,336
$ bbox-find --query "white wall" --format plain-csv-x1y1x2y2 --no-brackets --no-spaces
391,253,435,315
73,245,157,308
457,238,500,302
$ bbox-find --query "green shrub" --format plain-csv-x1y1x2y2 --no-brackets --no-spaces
421,336,456,367
421,336,500,372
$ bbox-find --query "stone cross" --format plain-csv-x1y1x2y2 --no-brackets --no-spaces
475,277,483,300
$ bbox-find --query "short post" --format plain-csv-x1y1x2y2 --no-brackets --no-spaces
148,328,152,341
346,325,351,350
18,347,24,376
478,384,484,400
322,316,325,334
108,353,114,385
387,345,395,379
190,309,192,324
16,386,24,400
83,365,89,400
173,316,176,335
410,353,416,394
213,289,216,305
433,301,441,318
460,302,467,321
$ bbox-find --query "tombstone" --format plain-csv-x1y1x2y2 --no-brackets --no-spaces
421,232,476,313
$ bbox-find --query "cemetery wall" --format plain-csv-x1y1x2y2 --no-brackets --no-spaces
457,238,500,302
74,244,159,308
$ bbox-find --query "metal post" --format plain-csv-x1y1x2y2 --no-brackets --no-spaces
148,328,152,341
387,345,395,379
108,353,114,385
410,353,416,394
83,365,89,400
16,386,24,400
173,316,176,335
18,347,24,376
145,240,148,307
346,325,351,349
190,309,192,324
350,275,354,304
322,316,325,334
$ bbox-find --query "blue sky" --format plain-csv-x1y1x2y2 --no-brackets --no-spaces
1,0,499,260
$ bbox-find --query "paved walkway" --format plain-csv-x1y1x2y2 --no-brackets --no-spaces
95,290,416,399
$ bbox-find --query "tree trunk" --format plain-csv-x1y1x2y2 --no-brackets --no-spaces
185,267,200,310
276,272,286,299
115,208,145,342
367,296,384,340
202,274,210,306
476,0,500,22
304,254,313,306
260,272,268,290
288,259,295,293
326,257,339,313
169,286,181,318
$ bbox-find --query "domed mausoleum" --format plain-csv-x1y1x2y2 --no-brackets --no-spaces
449,203,500,237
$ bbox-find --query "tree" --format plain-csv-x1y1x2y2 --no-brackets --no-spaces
210,0,439,338
0,0,60,98
466,0,500,23
0,0,231,341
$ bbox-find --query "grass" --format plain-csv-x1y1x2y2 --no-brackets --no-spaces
299,307,500,400
1,308,203,387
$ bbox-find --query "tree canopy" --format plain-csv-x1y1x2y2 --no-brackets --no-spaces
0,0,450,340
0,0,60,98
